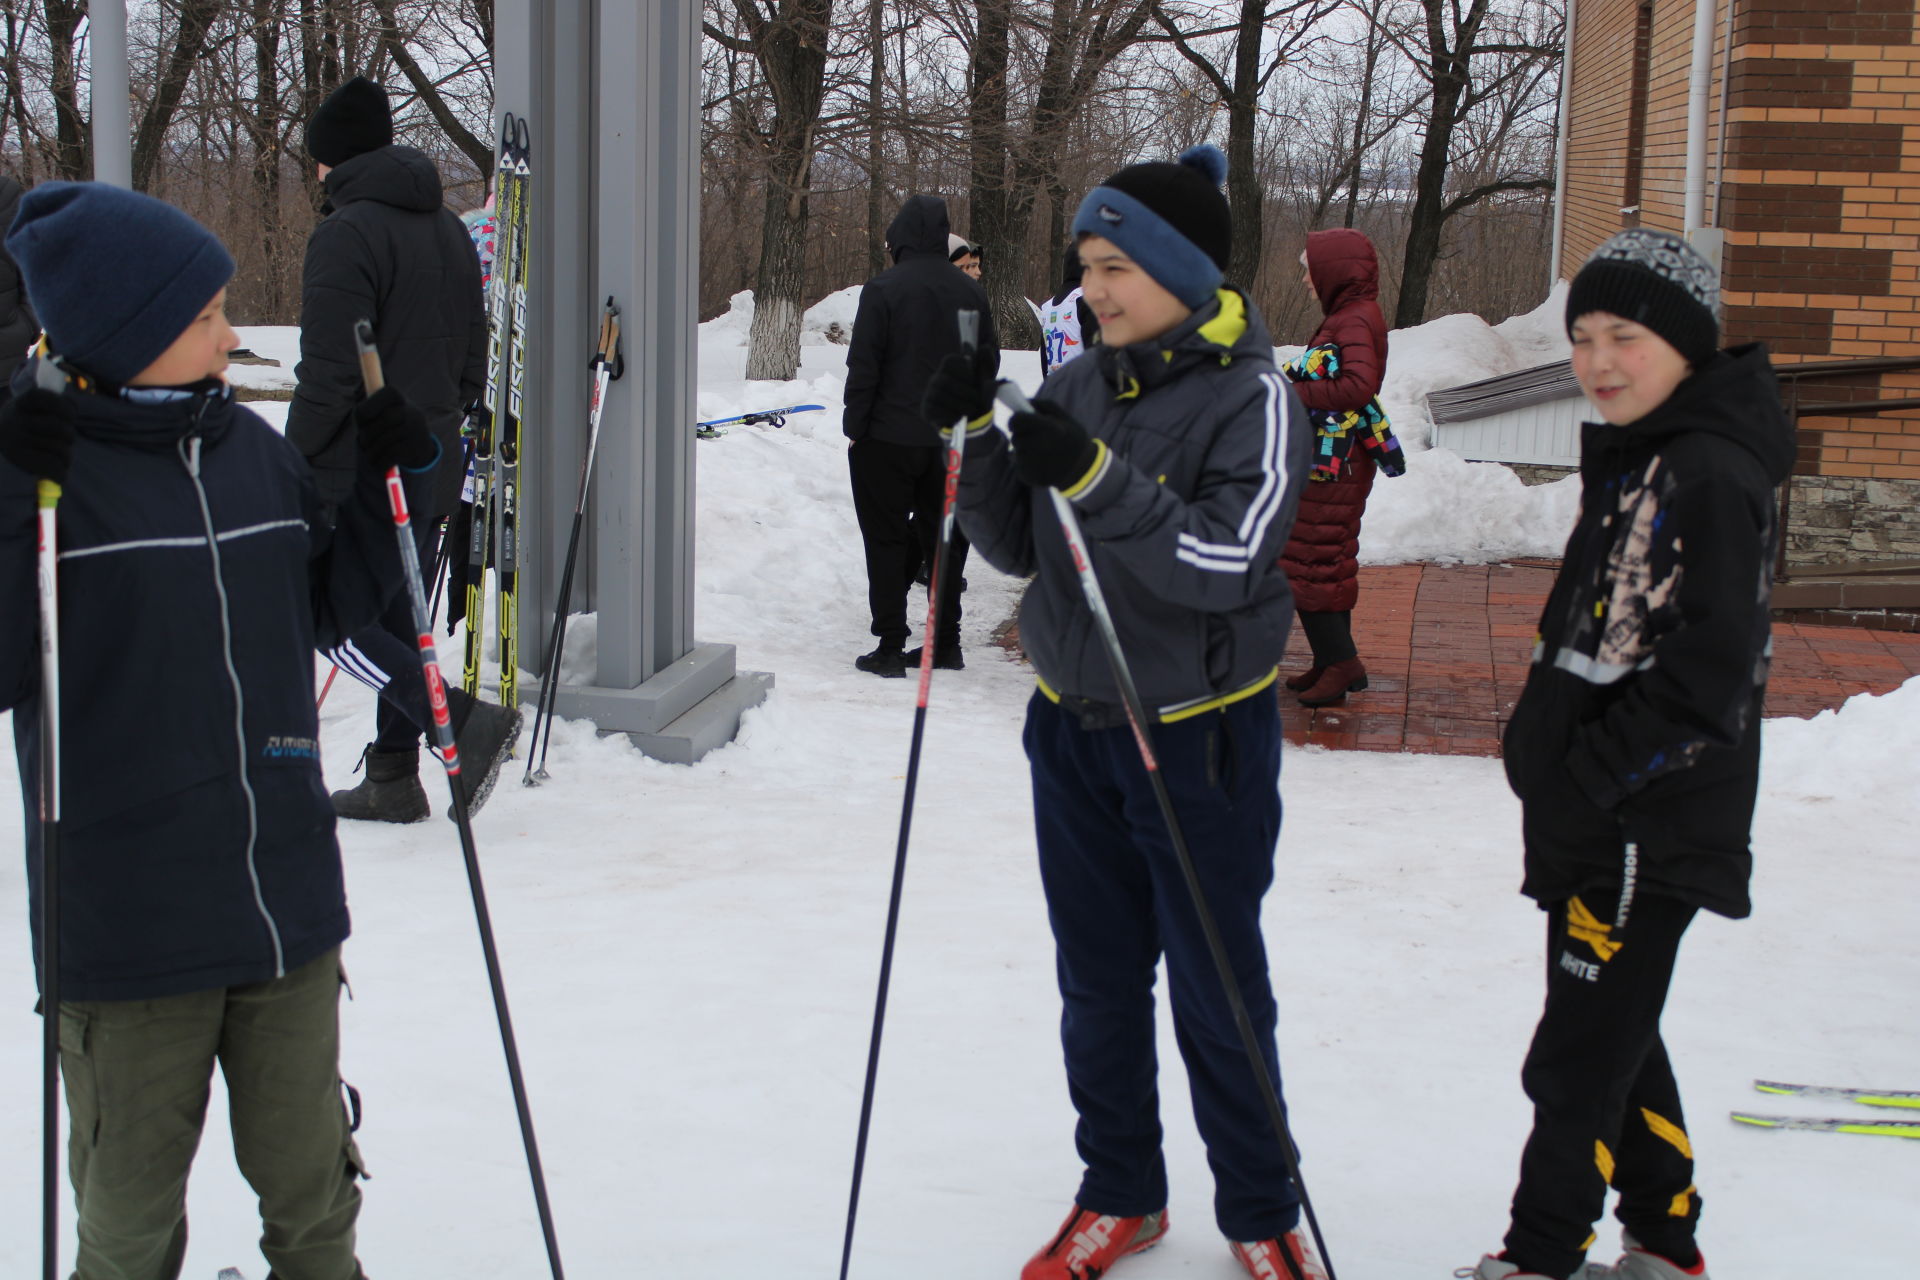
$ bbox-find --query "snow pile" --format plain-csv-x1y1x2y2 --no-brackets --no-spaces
802,285,862,345
1761,677,1920,801
699,289,757,348
1360,446,1579,565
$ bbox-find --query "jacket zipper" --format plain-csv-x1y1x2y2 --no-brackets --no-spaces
180,417,287,978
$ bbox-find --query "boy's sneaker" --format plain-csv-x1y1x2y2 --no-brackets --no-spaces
1585,1234,1709,1280
854,643,908,678
331,747,431,823
1453,1256,1564,1280
1231,1228,1329,1280
903,643,965,671
1021,1205,1168,1279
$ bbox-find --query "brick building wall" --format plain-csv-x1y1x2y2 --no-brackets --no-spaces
1559,0,1920,564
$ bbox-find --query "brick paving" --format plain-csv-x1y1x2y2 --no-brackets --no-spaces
1281,563,1920,757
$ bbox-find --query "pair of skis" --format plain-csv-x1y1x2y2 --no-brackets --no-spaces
1732,1079,1920,1139
694,403,823,438
466,113,534,712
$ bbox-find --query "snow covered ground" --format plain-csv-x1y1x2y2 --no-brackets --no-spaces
1,301,1915,1278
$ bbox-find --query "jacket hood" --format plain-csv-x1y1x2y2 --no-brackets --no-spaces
1099,287,1276,396
1304,228,1379,315
886,196,951,260
323,144,445,215
1616,343,1795,485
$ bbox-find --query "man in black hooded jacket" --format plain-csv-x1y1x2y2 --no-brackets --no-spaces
843,194,1000,676
287,77,518,822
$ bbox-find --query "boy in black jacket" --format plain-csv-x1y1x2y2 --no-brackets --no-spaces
1,181,435,1280
288,76,515,823
1464,229,1792,1280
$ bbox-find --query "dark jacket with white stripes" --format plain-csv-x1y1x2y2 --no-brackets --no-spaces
1,364,418,1001
958,288,1312,719
1502,344,1793,919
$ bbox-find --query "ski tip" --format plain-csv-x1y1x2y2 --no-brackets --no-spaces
1729,1112,1783,1128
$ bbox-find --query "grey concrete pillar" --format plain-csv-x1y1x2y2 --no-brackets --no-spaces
496,0,771,764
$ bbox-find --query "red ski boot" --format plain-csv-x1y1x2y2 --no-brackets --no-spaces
1021,1205,1168,1279
1231,1228,1330,1280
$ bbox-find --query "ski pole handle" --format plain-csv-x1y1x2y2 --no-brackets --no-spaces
353,320,385,394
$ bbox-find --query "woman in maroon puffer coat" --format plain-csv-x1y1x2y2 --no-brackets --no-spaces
1280,228,1398,707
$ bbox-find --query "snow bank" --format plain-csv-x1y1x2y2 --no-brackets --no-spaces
1761,677,1920,799
1360,447,1579,565
802,285,862,345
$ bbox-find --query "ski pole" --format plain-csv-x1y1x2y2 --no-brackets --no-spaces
316,663,340,710
354,320,567,1280
994,379,1335,1280
33,353,66,1280
524,297,621,786
837,310,980,1280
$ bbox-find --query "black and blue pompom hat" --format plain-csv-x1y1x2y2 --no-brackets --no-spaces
1071,144,1232,309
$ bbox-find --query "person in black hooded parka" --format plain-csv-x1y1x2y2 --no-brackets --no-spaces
843,194,1000,676
287,76,519,823
0,173,39,397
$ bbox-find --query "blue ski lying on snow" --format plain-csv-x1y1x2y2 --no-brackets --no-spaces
695,404,825,438
1731,1078,1920,1139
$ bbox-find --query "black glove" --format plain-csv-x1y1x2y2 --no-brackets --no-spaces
920,352,994,432
354,386,437,472
0,387,78,486
1010,399,1100,492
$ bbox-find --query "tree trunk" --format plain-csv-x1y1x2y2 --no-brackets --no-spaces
1223,0,1263,293
968,0,1023,343
1344,15,1383,228
43,0,87,180
1395,0,1487,327
133,0,227,193
744,0,834,382
864,0,886,278
248,0,285,320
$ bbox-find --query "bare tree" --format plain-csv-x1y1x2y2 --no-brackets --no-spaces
1152,0,1335,295
1382,0,1560,325
709,0,837,382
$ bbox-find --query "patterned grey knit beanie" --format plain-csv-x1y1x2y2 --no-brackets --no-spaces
1566,228,1720,366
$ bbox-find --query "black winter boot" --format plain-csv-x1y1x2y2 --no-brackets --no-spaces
854,643,908,678
442,686,524,820
331,747,431,823
903,643,965,671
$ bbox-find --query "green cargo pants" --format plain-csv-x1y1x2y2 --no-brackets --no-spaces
57,947,367,1280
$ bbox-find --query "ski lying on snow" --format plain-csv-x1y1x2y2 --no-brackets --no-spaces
1730,1111,1920,1139
1753,1079,1920,1109
695,404,825,438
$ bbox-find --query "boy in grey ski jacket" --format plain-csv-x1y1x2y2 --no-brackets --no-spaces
924,146,1321,1280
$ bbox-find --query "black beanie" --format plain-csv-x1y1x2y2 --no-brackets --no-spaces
305,77,393,167
1566,228,1720,367
1072,145,1232,308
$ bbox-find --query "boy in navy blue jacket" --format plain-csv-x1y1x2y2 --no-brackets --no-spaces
0,182,435,1280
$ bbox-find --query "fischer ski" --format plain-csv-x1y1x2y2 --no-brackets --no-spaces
495,114,533,716
1753,1079,1920,1109
466,114,527,696
695,403,824,438
1730,1111,1920,1139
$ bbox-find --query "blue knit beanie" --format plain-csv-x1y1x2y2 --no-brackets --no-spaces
1071,145,1232,309
4,181,235,385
